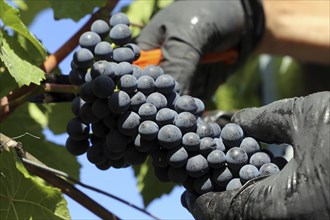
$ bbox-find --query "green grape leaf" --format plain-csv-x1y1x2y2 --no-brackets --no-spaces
0,65,17,98
19,0,51,26
48,0,107,21
0,103,80,179
0,31,45,86
46,103,74,135
133,159,175,206
0,148,70,220
0,0,46,58
122,0,173,38
215,55,261,110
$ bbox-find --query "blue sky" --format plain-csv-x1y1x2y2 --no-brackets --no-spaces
27,1,194,220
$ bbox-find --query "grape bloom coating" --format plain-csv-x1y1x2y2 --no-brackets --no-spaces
66,12,287,195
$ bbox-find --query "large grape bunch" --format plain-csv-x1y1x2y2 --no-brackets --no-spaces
66,12,288,195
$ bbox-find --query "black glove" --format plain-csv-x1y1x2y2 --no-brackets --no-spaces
136,0,264,98
182,91,330,220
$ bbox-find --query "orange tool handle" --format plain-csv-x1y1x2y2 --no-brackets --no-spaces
133,48,238,69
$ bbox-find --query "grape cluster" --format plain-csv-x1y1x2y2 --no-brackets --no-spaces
65,12,288,195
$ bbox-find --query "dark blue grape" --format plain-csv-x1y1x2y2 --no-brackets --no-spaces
92,75,115,99
91,19,110,39
119,74,138,94
165,91,179,109
138,120,159,140
151,148,168,168
110,24,131,46
196,122,214,138
80,81,97,103
249,152,271,169
142,65,164,80
174,95,197,114
95,160,112,170
138,103,157,121
194,175,214,195
212,167,233,187
158,124,182,149
104,146,124,160
135,135,157,152
94,41,113,61
168,166,188,183
167,146,188,168
174,112,197,133
125,43,140,60
73,48,94,69
182,132,200,151
155,108,178,127
174,80,180,93
114,61,133,78
123,145,147,165
271,156,288,170
220,123,244,148
69,68,86,85
186,154,209,178
87,142,107,164
214,137,226,152
109,157,128,169
71,96,85,116
194,97,205,117
91,121,109,137
207,150,226,169
113,47,135,63
226,178,242,191
84,70,92,82
239,164,260,184
91,98,110,119
66,117,90,140
259,162,280,176
105,129,129,153
155,74,175,94
65,136,89,156
91,60,115,79
79,31,101,51
132,64,143,79
137,75,155,95
117,111,140,136
146,92,167,110
108,90,131,114
225,147,248,170
103,114,119,129
130,91,146,112
199,137,217,156
79,102,100,124
210,122,221,138
109,12,130,27
240,137,260,157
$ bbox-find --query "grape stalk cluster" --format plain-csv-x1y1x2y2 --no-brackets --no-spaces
66,12,287,195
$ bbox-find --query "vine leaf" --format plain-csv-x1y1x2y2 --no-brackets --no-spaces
0,0,46,58
0,103,80,179
0,31,45,86
0,148,71,220
133,159,175,207
48,0,107,22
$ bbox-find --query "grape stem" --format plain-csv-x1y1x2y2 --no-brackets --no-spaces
0,1,118,123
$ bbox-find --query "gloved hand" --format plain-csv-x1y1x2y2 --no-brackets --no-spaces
181,91,330,220
136,0,264,99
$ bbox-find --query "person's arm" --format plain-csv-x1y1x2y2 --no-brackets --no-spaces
257,0,330,64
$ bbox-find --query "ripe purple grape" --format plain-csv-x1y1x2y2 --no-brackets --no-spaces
167,146,188,168
186,154,209,178
138,120,159,141
182,132,200,151
138,103,157,121
94,41,113,61
174,95,197,114
109,12,130,27
259,162,280,176
91,19,110,39
110,24,131,46
158,124,182,149
207,150,226,169
221,123,244,148
108,90,131,114
249,152,271,169
92,75,115,99
79,31,101,51
146,92,168,110
66,117,90,140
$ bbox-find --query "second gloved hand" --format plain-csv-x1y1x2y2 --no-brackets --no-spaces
136,1,262,97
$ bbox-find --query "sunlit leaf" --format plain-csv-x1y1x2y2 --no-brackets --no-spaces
0,0,47,58
0,148,71,220
0,31,45,86
133,159,175,206
48,0,107,21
